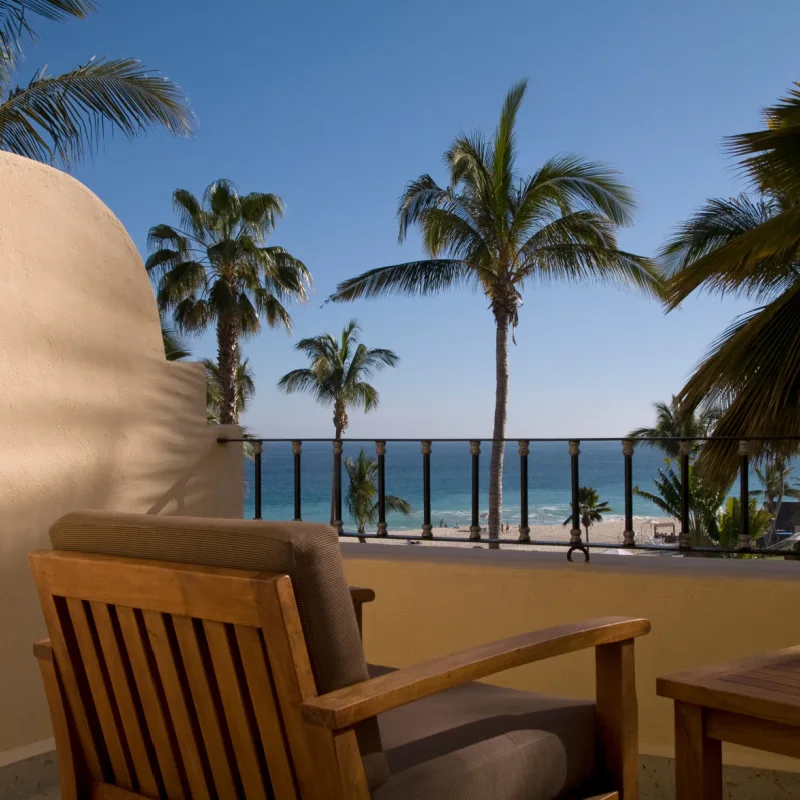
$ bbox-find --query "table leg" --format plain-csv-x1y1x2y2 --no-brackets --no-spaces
674,702,722,800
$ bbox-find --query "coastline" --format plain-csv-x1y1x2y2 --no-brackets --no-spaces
340,516,679,552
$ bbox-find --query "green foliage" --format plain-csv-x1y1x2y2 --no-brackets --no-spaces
330,81,658,313
562,486,611,542
148,180,310,424
0,1,194,166
147,180,310,337
661,83,800,485
160,312,191,361
344,449,411,533
628,396,719,458
716,496,771,549
277,320,399,434
204,358,256,423
634,462,729,544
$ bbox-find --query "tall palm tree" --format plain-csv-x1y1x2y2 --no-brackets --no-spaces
147,180,310,425
277,320,399,524
661,83,800,485
328,80,659,539
344,449,411,535
0,0,194,167
562,486,611,544
277,320,399,440
628,396,720,458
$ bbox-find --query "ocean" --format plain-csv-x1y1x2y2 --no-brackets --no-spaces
243,440,681,530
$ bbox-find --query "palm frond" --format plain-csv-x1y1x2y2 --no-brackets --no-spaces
159,311,190,361
727,83,800,197
520,154,637,227
329,259,473,303
680,284,800,485
491,79,526,206
661,195,799,308
0,0,94,85
522,243,661,296
0,56,195,166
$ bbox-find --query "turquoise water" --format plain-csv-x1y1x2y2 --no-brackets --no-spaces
243,440,681,530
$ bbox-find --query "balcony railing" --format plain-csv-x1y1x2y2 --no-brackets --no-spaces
217,436,800,561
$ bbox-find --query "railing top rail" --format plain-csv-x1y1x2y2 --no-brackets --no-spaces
218,435,800,443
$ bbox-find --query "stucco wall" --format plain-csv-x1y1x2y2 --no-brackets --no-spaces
343,545,800,776
0,153,244,759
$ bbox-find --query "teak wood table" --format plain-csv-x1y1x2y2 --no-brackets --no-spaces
657,647,800,799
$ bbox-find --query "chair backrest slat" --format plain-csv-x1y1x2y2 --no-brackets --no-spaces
89,603,162,798
171,614,241,799
113,605,186,798
65,597,135,791
31,550,306,800
203,620,270,800
235,624,298,798
142,609,214,800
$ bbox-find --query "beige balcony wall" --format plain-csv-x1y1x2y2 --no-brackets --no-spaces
0,153,243,761
343,545,800,780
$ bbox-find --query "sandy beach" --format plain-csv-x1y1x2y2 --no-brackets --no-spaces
340,517,679,553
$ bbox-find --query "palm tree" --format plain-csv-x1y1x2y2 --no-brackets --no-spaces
205,358,256,425
278,320,399,525
717,496,772,550
344,449,411,536
634,464,728,544
562,486,611,544
328,80,659,539
628,396,719,458
147,180,311,425
277,320,399,440
661,83,800,485
0,0,194,167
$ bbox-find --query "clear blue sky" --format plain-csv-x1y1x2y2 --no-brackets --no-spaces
31,0,800,438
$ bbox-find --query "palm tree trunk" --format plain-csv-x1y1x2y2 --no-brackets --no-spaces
330,423,343,526
216,315,239,425
488,312,509,546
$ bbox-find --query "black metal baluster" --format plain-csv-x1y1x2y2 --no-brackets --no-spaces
253,441,263,520
739,440,750,550
679,440,691,549
518,441,530,542
421,441,432,538
567,440,588,561
333,440,343,534
469,440,481,540
292,440,302,521
376,441,387,536
623,439,634,547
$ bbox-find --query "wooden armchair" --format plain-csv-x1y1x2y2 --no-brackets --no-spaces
31,511,649,800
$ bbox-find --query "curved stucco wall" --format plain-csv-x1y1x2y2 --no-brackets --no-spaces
0,153,243,757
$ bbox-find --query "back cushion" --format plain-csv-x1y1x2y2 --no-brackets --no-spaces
50,510,389,789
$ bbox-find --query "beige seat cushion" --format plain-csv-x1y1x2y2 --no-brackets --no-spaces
369,666,596,800
49,511,389,789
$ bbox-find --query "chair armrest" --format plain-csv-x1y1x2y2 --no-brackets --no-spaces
302,616,649,729
349,587,375,604
33,639,53,662
349,587,375,639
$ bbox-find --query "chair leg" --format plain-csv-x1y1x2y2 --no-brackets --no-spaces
595,639,639,799
36,646,80,800
674,702,722,800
